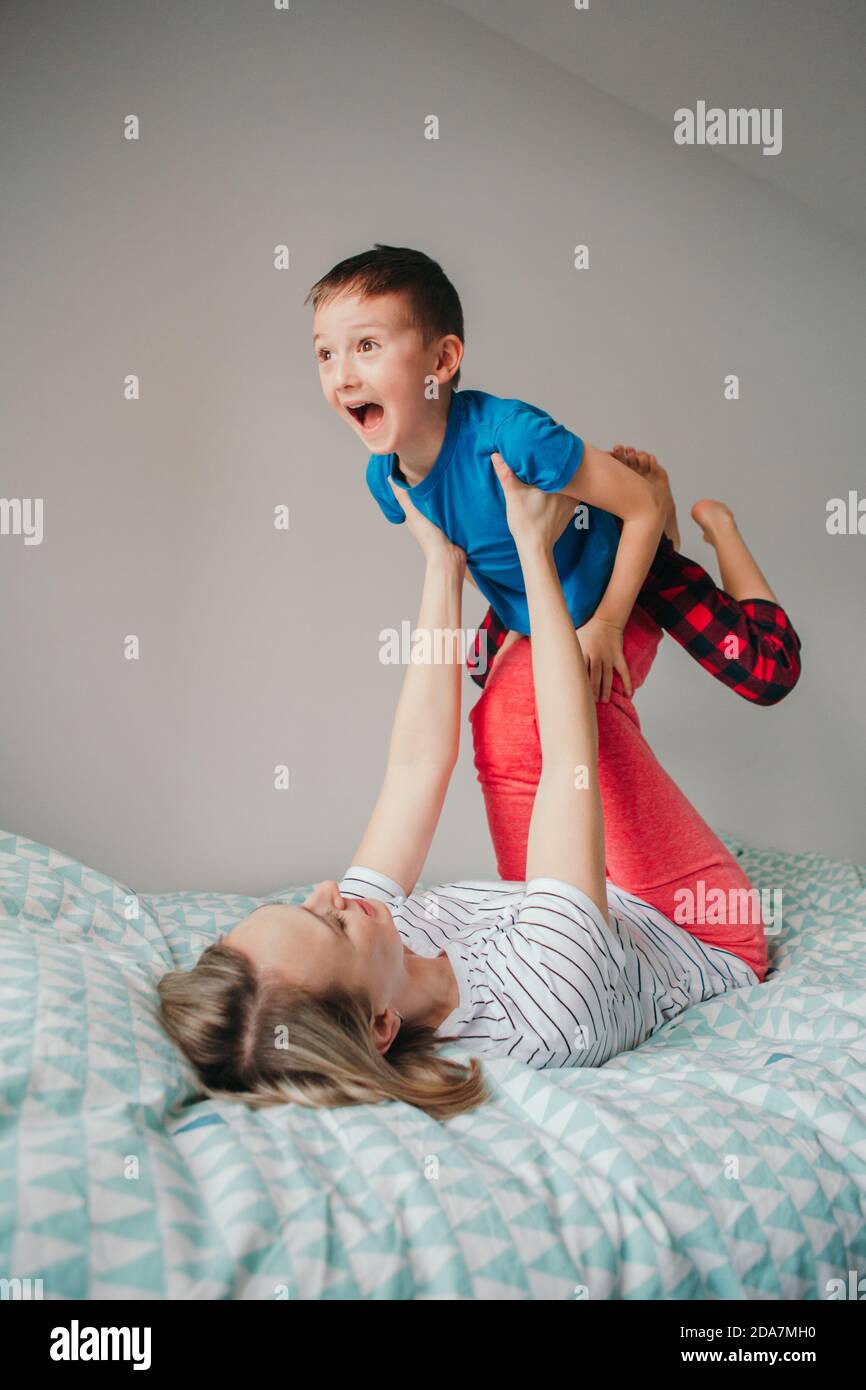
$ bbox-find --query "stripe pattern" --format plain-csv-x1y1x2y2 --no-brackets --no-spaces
339,867,758,1068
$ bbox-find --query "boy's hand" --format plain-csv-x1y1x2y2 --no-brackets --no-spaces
387,477,466,569
574,615,633,702
611,444,657,476
611,443,680,550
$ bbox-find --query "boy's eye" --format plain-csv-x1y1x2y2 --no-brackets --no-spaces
330,909,349,932
317,349,330,362
360,340,376,351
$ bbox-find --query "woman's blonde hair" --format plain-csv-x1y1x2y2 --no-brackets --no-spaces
156,939,491,1121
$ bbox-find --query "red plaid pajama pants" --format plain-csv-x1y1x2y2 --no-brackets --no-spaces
466,535,802,702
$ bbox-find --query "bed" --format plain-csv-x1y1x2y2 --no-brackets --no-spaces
1,824,864,1299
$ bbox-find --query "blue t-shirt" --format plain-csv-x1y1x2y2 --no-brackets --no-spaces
365,388,619,635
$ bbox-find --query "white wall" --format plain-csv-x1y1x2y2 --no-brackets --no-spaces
1,0,864,892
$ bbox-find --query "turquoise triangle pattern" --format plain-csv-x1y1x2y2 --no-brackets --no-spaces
1,825,865,1298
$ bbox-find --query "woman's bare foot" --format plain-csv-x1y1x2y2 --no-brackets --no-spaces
611,445,681,550
690,498,736,546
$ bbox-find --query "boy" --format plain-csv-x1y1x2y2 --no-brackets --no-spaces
470,447,802,705
306,244,801,704
306,243,666,700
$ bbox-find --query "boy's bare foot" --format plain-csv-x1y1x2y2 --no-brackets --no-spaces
611,444,681,550
689,499,778,602
690,498,736,547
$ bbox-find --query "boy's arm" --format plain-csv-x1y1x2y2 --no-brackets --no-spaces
559,443,666,631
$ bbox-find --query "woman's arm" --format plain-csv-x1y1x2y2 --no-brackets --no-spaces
491,453,609,924
348,485,466,897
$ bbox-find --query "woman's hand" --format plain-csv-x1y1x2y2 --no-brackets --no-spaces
492,452,633,701
388,477,467,570
490,451,576,551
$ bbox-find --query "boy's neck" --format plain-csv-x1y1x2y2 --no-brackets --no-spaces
394,390,453,488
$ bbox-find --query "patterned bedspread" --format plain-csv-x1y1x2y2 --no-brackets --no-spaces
1,827,864,1299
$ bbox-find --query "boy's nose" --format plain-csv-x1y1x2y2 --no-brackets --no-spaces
335,364,361,391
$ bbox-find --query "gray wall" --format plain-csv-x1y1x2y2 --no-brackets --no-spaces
1,0,864,893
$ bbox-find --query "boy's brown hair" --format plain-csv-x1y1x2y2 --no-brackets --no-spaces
305,244,465,389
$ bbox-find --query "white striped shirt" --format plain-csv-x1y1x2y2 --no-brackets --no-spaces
339,866,758,1069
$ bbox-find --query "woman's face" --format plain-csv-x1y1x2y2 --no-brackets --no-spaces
224,881,406,1015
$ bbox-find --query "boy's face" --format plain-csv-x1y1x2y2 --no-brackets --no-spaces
313,289,454,453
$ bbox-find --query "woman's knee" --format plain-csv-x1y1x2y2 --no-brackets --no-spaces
618,607,663,696
469,642,540,782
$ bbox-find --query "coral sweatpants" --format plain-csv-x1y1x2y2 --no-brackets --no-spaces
468,606,768,982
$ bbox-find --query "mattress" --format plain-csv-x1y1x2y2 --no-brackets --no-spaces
1,826,864,1299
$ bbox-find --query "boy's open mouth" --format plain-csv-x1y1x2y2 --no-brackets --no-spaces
346,401,385,432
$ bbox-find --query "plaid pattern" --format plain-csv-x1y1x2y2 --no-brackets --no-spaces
466,535,802,706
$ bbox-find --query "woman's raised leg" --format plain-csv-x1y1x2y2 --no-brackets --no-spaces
469,611,768,981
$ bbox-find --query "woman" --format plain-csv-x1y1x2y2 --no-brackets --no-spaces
469,448,801,979
157,460,767,1121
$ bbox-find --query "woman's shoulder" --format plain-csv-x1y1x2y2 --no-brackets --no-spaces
428,879,525,899
420,880,529,930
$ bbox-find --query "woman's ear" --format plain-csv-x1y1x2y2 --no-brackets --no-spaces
369,1006,403,1055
